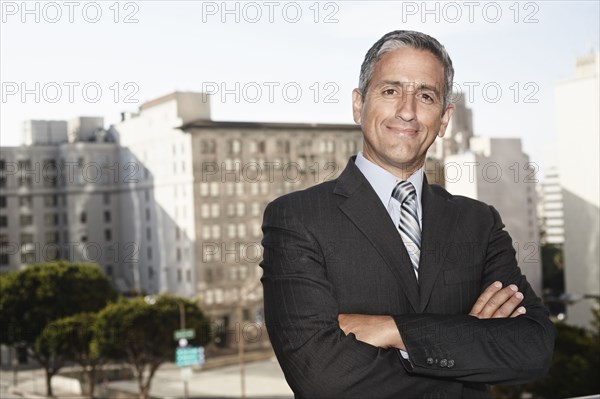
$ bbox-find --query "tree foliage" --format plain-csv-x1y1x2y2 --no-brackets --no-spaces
37,312,102,398
95,294,211,399
0,261,116,396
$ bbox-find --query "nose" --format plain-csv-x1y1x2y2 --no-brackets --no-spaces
396,86,417,121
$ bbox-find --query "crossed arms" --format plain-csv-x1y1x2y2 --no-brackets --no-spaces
260,199,556,398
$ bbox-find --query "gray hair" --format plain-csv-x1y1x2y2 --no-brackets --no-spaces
358,30,454,110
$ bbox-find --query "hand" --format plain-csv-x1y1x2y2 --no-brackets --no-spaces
338,314,405,350
469,281,526,319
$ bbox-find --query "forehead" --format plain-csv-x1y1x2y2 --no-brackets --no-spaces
371,47,445,86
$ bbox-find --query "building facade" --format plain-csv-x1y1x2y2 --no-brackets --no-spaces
444,137,543,295
181,119,363,347
556,52,600,328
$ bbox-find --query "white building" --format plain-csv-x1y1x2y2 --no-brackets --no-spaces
0,120,126,290
111,92,208,297
539,165,564,245
556,52,600,328
444,137,542,295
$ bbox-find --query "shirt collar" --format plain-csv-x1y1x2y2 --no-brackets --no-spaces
355,151,424,208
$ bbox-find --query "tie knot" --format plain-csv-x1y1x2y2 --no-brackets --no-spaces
392,181,416,204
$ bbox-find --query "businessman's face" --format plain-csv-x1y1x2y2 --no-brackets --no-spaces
352,47,453,179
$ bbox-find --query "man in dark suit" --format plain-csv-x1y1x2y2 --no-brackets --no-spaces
260,30,555,398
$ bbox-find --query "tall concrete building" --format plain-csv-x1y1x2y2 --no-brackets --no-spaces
539,165,565,245
444,137,542,295
556,52,600,328
110,92,208,297
181,118,363,347
0,119,126,289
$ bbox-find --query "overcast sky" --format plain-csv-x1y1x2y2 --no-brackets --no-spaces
1,1,598,170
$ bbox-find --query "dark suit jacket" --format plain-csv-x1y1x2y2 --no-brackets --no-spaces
260,157,555,399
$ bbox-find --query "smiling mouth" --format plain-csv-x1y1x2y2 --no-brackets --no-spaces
385,125,419,135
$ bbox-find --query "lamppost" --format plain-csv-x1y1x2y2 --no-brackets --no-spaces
236,280,263,399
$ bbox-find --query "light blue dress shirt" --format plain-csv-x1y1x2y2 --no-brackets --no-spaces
355,151,424,230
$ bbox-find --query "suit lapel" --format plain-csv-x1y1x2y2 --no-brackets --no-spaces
417,180,460,312
334,159,420,313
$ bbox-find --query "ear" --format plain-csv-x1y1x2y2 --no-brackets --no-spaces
438,103,454,138
352,88,363,124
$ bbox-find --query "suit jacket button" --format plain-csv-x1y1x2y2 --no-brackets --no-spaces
447,359,455,368
426,357,434,365
440,359,448,367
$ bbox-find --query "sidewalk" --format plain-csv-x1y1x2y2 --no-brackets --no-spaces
4,355,294,399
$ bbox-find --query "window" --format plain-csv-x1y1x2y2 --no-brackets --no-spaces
105,229,112,241
18,176,33,187
227,224,236,238
175,227,180,240
146,228,151,240
211,225,220,239
20,233,34,243
0,177,6,188
200,139,216,154
177,269,182,282
251,202,261,216
148,267,154,279
235,183,244,195
211,203,220,218
200,183,209,196
19,215,32,226
80,212,87,223
106,265,113,276
147,247,152,260
210,182,219,196
44,213,59,227
45,231,59,243
145,208,151,221
201,204,210,218
228,139,241,154
144,189,150,201
176,248,182,262
0,196,6,208
237,223,246,237
0,159,5,170
44,195,58,207
236,202,245,217
0,253,9,266
0,234,8,244
103,192,111,205
104,211,111,223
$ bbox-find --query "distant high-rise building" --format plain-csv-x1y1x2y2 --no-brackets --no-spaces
181,117,363,348
22,120,68,145
444,137,542,295
539,165,564,245
556,52,600,328
111,92,209,297
0,119,125,290
428,94,473,161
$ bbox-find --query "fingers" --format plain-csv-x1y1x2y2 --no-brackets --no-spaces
469,281,503,316
470,282,526,319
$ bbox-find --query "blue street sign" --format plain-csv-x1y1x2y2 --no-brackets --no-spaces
175,346,205,367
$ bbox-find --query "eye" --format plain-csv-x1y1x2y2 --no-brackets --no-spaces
419,93,435,104
382,88,398,96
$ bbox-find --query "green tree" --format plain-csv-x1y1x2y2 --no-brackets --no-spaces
95,295,211,399
37,313,103,398
0,261,116,396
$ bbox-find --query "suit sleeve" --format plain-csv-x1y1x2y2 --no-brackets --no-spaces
394,206,556,384
260,199,453,399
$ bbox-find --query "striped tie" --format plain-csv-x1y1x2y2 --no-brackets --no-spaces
391,181,421,279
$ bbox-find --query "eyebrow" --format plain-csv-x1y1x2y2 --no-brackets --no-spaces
375,80,441,95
